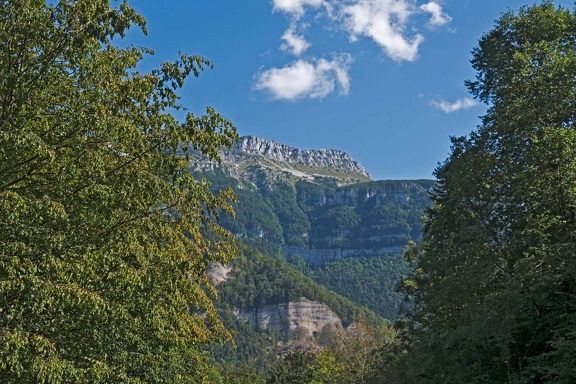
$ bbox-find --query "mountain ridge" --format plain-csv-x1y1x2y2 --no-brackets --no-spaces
191,135,372,186
227,135,370,178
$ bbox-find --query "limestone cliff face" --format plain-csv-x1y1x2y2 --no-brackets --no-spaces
190,135,371,186
224,136,370,178
237,297,342,336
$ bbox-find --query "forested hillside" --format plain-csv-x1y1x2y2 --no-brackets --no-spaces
311,255,408,320
6,1,575,383
198,169,434,254
194,168,433,319
190,140,433,379
208,244,384,371
216,245,380,326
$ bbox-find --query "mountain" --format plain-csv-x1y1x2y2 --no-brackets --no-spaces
193,136,433,368
191,135,372,187
193,136,434,316
229,135,370,177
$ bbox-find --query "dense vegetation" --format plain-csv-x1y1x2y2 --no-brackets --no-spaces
213,317,401,384
208,309,280,373
199,170,434,253
402,3,576,383
312,255,408,319
207,244,397,381
195,170,431,321
297,180,435,250
216,244,381,327
0,1,237,382
5,1,575,383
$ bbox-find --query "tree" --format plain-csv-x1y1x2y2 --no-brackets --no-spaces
329,317,401,384
265,350,346,384
266,351,318,384
0,1,237,382
218,363,267,384
402,2,576,383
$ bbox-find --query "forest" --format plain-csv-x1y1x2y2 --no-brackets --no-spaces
1,1,576,383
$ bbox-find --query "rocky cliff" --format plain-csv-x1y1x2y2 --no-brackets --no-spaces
281,245,405,267
191,135,372,186
228,136,369,178
236,297,342,337
206,262,233,286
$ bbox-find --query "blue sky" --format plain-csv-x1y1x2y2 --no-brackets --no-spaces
125,0,574,180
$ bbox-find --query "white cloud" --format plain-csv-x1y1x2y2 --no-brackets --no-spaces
270,0,453,63
272,0,329,17
263,0,454,99
281,27,311,56
420,2,452,27
255,54,352,100
430,97,478,113
341,0,425,62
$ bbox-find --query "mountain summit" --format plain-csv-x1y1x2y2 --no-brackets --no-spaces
230,136,370,178
191,135,372,186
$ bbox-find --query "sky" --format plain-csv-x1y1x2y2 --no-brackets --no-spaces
124,0,575,180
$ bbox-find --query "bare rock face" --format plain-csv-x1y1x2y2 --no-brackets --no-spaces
206,262,233,286
237,297,342,337
190,135,372,186
227,136,370,178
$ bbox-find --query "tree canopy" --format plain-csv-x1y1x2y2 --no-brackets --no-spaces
402,2,576,383
0,1,237,382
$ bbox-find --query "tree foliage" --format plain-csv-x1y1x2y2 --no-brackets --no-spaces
0,1,237,382
402,2,576,383
313,255,408,320
264,317,401,384
216,244,380,328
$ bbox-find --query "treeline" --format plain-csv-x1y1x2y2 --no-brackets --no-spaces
0,1,239,382
212,317,401,384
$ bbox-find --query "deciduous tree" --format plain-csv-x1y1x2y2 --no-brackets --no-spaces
0,1,237,382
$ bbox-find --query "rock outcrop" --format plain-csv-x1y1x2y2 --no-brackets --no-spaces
224,136,370,178
206,262,232,286
190,135,372,186
237,297,342,337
